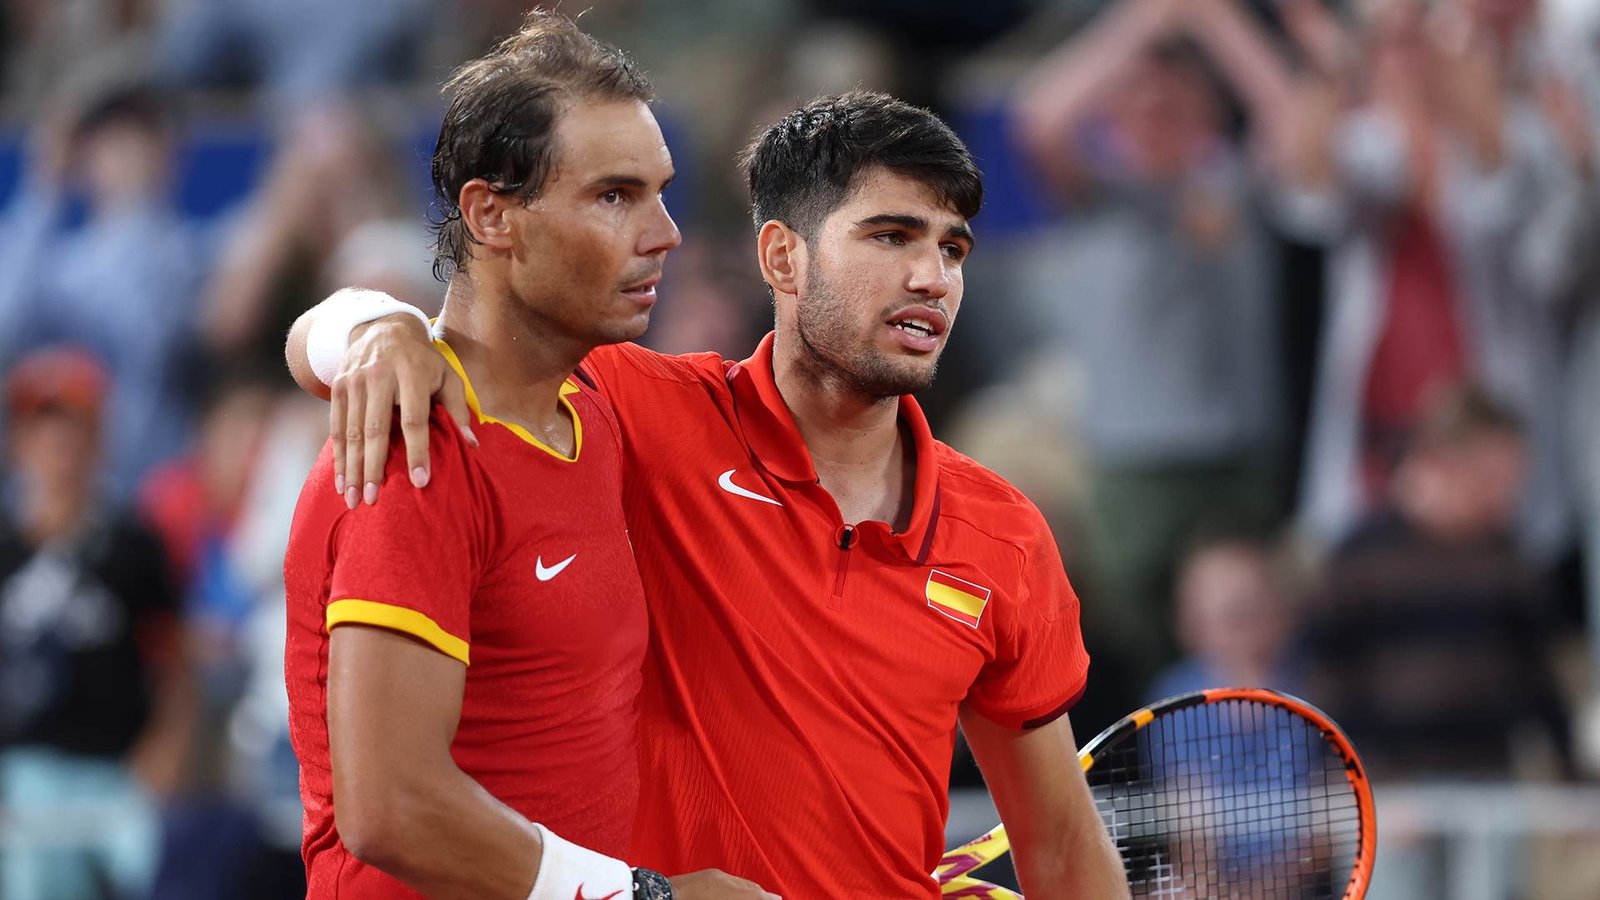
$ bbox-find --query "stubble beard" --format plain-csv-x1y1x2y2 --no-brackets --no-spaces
795,262,940,400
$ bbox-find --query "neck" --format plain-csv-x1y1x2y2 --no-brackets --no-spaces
94,187,161,218
20,480,90,546
772,331,914,528
1223,656,1274,689
436,270,590,431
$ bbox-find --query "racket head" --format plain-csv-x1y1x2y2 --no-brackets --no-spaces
1081,687,1376,899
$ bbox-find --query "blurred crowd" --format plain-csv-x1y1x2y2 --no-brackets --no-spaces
1,0,1599,897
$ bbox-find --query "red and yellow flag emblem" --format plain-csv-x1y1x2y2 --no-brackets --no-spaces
925,570,991,628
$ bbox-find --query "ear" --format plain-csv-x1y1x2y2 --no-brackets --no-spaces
458,179,516,254
755,220,803,297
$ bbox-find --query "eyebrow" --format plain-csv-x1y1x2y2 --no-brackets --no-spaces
585,171,676,192
854,213,975,248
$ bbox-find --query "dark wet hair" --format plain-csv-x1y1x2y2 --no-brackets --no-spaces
430,9,653,278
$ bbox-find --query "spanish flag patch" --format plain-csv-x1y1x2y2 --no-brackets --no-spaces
925,570,991,628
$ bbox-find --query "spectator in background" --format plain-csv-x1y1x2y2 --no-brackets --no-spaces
0,347,195,900
1139,529,1325,898
0,1,155,109
198,107,422,365
155,0,434,111
139,375,324,899
1010,0,1294,695
152,0,441,366
0,80,209,500
1532,0,1600,773
1147,528,1304,701
1304,385,1567,783
1278,0,1576,563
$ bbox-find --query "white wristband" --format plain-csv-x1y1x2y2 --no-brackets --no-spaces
306,287,432,387
526,823,633,900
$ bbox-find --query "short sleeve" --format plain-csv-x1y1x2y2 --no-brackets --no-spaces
324,409,486,666
965,520,1090,730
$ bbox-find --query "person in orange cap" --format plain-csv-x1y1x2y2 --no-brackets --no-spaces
0,346,196,900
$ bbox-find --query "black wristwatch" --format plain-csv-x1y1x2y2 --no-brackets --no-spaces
632,867,673,899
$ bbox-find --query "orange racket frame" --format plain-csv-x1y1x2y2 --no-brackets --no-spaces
936,687,1377,898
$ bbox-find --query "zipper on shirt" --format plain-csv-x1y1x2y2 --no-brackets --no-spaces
831,525,855,609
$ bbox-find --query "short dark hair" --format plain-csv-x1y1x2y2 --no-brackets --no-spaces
1413,384,1524,450
430,10,653,278
1181,518,1277,566
740,91,982,238
73,82,172,141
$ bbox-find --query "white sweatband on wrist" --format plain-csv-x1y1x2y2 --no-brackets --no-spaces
525,823,632,900
306,287,432,387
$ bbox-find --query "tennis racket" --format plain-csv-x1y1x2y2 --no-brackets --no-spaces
936,687,1376,898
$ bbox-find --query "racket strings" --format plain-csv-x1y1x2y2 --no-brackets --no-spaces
1087,700,1363,899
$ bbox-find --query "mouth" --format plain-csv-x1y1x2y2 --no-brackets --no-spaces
884,306,948,340
620,275,660,305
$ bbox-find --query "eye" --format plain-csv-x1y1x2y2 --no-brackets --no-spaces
874,231,907,246
941,243,968,261
600,189,625,205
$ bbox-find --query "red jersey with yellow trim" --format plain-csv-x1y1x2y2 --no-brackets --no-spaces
581,334,1090,898
283,343,646,899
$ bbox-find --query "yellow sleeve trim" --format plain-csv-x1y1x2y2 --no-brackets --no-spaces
326,599,470,666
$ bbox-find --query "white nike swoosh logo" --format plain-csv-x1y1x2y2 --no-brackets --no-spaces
717,469,782,506
534,553,577,581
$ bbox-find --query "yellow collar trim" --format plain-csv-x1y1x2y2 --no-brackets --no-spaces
434,338,582,463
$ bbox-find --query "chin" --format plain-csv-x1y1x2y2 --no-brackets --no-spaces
596,313,652,346
856,359,938,397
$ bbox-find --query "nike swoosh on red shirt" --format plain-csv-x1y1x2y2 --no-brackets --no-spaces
717,468,782,506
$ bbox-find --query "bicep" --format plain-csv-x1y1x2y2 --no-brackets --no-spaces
328,626,467,808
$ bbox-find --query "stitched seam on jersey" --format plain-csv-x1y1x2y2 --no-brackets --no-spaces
933,510,1032,568
604,342,719,387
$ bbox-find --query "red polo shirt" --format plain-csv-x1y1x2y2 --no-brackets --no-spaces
581,334,1090,898
284,343,646,898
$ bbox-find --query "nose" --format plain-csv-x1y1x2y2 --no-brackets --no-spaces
905,246,952,301
640,196,682,257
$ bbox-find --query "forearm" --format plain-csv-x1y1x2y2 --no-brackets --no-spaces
960,708,1130,899
202,215,298,355
203,130,334,354
128,623,199,796
1013,817,1128,900
344,764,543,899
1281,0,1353,81
1182,0,1297,153
1282,80,1343,191
1016,0,1173,149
